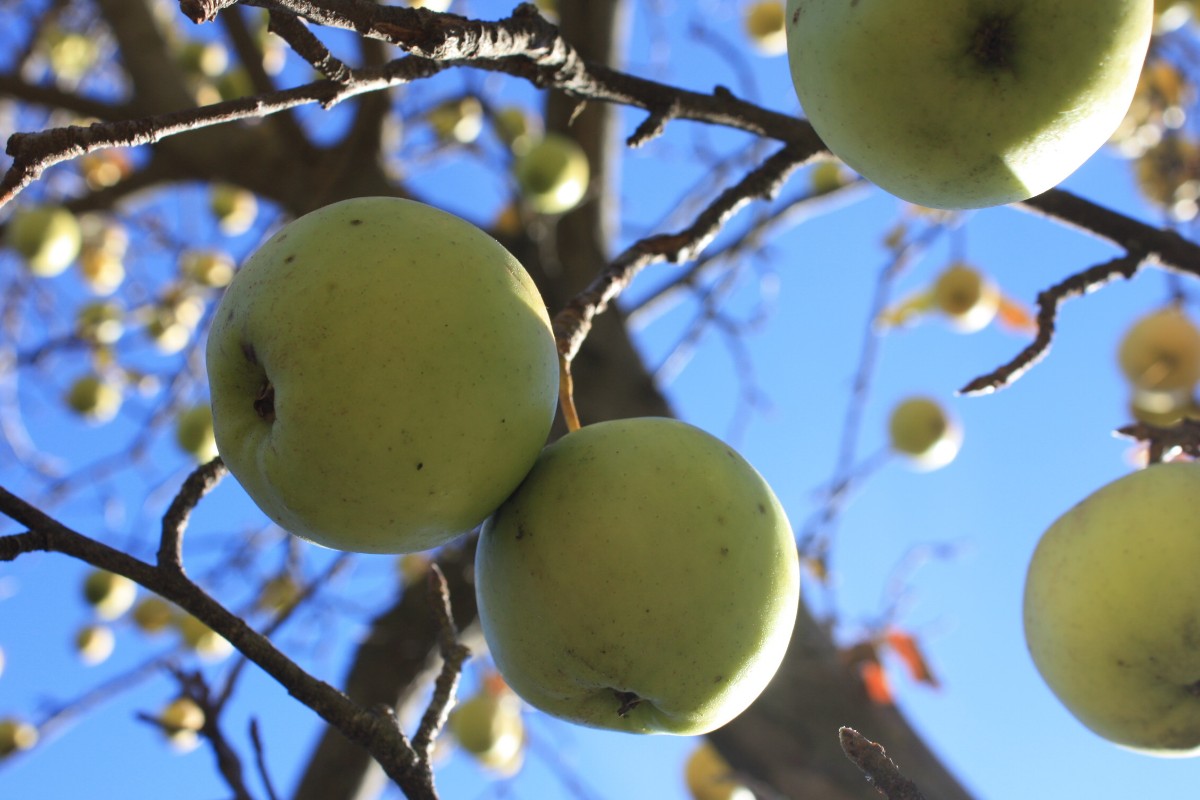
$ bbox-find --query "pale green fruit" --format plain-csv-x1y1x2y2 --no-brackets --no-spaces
74,624,115,666
513,133,590,214
206,197,558,554
132,597,177,634
177,40,229,78
181,249,235,288
209,184,257,235
5,205,82,276
785,0,1154,208
78,248,125,295
476,418,800,735
744,1,787,55
174,404,218,463
685,741,755,800
256,575,300,613
931,263,999,333
177,614,232,660
887,396,961,471
0,718,38,757
428,96,484,144
158,696,205,752
1118,306,1200,394
493,105,541,156
75,301,124,346
1024,462,1200,755
449,686,525,773
44,28,99,82
65,375,123,424
83,569,137,620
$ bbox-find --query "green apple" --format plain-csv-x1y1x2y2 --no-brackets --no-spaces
513,133,590,215
177,40,230,78
132,596,177,634
177,614,233,661
43,26,99,83
65,374,123,424
493,105,541,156
74,624,115,666
1024,462,1200,755
75,301,125,346
931,262,999,333
78,248,126,295
428,96,484,144
1117,307,1200,418
158,696,205,752
174,403,218,463
449,680,525,774
5,205,82,276
144,288,206,354
785,0,1154,208
83,569,137,620
0,718,38,758
887,396,962,471
206,197,558,554
255,575,300,613
685,741,754,800
744,1,787,56
809,160,849,194
180,249,235,288
209,184,257,235
475,417,800,735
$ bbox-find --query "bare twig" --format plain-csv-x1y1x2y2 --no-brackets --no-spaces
839,727,928,800
159,458,229,574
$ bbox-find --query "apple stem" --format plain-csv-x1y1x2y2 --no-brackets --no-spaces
254,381,276,424
614,690,641,717
558,354,581,432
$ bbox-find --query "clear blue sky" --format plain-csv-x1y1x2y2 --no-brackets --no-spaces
1,1,1198,798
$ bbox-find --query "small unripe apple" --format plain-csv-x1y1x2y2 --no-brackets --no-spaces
78,248,126,295
449,682,525,774
743,1,787,56
476,417,799,735
74,624,115,666
82,569,137,620
1117,307,1200,398
255,575,300,613
5,205,82,277
180,249,235,288
132,597,177,635
887,396,962,471
428,96,484,144
684,741,754,800
158,696,205,752
177,614,233,661
43,26,99,82
0,718,38,757
65,375,123,424
1025,462,1200,755
809,160,849,194
206,197,558,553
931,263,999,333
144,290,206,354
209,184,258,235
513,133,590,215
177,40,230,78
493,105,541,156
75,301,125,346
174,403,218,463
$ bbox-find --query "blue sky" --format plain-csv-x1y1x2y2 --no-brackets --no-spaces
2,1,1199,798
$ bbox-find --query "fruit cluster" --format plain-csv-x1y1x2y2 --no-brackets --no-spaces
203,196,801,737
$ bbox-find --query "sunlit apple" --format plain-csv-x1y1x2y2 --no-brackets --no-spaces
206,197,558,553
685,741,754,800
132,597,177,635
177,614,233,661
180,249,235,288
209,184,257,235
74,624,115,666
1025,462,1200,755
1118,306,1200,415
174,403,218,463
428,96,484,144
931,262,1000,333
82,569,137,620
158,696,206,752
75,301,125,346
476,417,799,735
0,718,38,758
5,205,82,277
65,374,123,424
743,1,787,56
513,133,590,215
449,678,525,775
887,396,962,471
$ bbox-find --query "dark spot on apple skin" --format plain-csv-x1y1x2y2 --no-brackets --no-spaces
714,675,725,683
254,381,276,424
241,341,259,365
720,546,730,556
416,462,424,470
516,522,528,540
1186,680,1200,698
614,690,642,717
968,11,1019,73
284,254,295,264
349,219,363,226
757,503,767,514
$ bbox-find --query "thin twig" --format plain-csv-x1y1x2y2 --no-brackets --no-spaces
839,727,928,800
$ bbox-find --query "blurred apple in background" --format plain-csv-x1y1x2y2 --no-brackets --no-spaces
65,374,123,424
82,569,137,620
931,262,1000,333
887,396,962,471
476,417,799,735
428,96,484,144
175,403,219,463
74,624,115,666
75,301,125,346
1117,305,1200,418
743,1,786,56
1025,462,1200,756
132,597,177,635
5,205,82,277
493,105,541,156
513,132,590,214
206,197,559,554
0,718,38,758
785,0,1154,208
180,249,235,288
177,614,233,661
685,740,755,800
449,676,526,775
158,696,206,752
209,184,257,236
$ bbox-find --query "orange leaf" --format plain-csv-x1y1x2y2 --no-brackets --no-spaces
996,295,1037,336
860,660,892,705
885,629,940,689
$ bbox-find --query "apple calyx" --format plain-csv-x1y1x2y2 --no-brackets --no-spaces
615,690,643,717
253,381,276,423
969,13,1017,72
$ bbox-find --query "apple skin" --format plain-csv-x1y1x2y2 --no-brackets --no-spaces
513,133,590,215
475,417,800,735
206,197,559,554
784,0,1154,209
1024,462,1200,756
887,396,961,471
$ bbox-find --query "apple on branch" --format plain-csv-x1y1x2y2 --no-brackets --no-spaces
512,133,590,215
82,569,137,621
206,197,559,553
0,718,38,758
5,205,82,277
1117,305,1200,419
475,417,800,735
1024,462,1200,756
887,396,962,471
785,0,1154,208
